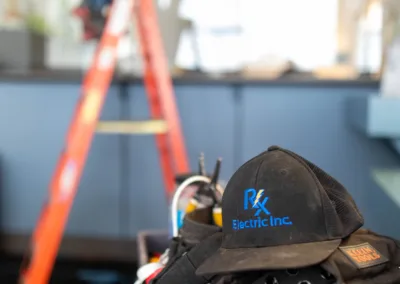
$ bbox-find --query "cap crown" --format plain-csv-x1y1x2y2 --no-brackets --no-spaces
222,147,363,249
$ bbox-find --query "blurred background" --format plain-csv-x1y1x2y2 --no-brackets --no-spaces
0,0,400,283
1,0,399,76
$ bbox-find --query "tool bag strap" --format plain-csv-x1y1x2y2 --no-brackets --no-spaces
151,232,223,284
180,207,222,246
165,237,190,266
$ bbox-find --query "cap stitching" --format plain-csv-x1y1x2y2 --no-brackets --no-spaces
275,149,330,239
239,150,268,170
220,238,340,249
222,150,268,205
254,157,267,190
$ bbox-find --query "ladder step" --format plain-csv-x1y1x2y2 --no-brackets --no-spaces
96,120,168,134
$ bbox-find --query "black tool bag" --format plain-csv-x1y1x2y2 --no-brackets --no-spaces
220,229,400,284
219,266,337,284
166,207,221,263
151,207,222,284
152,207,336,284
152,232,223,284
321,229,400,284
152,208,400,284
151,207,335,284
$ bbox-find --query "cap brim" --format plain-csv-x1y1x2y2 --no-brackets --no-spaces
196,239,341,275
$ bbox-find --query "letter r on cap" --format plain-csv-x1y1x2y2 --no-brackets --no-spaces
244,188,270,216
244,188,257,210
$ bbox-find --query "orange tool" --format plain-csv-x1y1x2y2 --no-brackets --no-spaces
19,0,189,283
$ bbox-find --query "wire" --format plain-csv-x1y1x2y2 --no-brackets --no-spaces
171,175,224,237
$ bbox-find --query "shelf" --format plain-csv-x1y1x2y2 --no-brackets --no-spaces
0,69,380,87
349,95,400,209
349,95,400,157
372,169,400,209
349,95,400,139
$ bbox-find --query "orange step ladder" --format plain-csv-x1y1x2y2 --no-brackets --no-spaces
19,0,189,283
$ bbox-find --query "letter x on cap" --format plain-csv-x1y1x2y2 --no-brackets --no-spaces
196,146,364,275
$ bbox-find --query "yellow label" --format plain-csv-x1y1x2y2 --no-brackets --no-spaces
185,199,198,214
213,207,222,227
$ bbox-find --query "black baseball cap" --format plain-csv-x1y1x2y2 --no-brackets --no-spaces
196,146,364,275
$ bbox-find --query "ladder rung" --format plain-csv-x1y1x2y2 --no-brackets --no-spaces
96,120,168,134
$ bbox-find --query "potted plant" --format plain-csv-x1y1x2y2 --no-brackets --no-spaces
0,0,52,72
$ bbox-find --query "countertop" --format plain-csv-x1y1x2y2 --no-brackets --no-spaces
0,69,380,88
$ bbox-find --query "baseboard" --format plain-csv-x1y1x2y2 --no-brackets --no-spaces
0,233,137,263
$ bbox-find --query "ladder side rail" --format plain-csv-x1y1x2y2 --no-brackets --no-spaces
134,2,176,195
19,1,134,283
136,0,190,175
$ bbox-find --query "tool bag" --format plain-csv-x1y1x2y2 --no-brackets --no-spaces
150,207,335,284
320,229,400,284
166,207,221,264
151,208,400,283
152,232,223,284
150,207,222,284
217,229,400,284
218,266,337,284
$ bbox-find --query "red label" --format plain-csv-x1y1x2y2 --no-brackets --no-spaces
146,267,163,284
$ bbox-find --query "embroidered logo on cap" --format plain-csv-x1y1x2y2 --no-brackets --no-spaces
339,243,389,269
231,188,293,231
